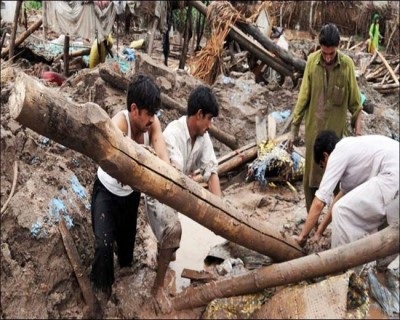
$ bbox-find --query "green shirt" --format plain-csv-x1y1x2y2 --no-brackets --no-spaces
291,50,362,187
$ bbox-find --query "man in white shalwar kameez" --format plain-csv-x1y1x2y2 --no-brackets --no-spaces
293,130,399,249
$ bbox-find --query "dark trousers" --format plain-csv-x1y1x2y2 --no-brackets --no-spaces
90,177,141,292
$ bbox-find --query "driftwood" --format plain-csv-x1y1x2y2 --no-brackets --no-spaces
1,18,43,59
8,0,23,61
376,51,399,85
0,161,18,214
170,225,399,311
58,216,99,317
98,65,239,150
10,72,304,262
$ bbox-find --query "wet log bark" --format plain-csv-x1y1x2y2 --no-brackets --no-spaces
372,83,400,93
1,18,43,59
98,65,239,150
170,225,399,311
10,72,304,262
188,0,295,79
59,216,99,317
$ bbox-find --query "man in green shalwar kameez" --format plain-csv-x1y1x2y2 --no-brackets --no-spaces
288,23,362,212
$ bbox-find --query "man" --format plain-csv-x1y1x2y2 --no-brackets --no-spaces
293,130,399,249
288,23,363,212
90,74,176,306
163,85,222,197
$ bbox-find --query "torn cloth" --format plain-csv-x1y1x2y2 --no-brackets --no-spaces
43,1,118,42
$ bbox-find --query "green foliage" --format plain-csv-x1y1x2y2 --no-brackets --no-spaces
24,1,42,10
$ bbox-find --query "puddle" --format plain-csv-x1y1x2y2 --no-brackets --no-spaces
170,213,226,292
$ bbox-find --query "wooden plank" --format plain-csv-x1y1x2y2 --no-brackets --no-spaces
255,114,267,145
181,269,217,282
267,114,276,141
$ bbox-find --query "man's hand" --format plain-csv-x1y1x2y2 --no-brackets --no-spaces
292,234,307,247
286,132,298,154
152,287,172,315
310,232,322,244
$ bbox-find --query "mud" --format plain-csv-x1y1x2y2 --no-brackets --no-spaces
1,18,399,320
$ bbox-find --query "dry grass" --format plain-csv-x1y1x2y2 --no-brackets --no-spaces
189,2,247,84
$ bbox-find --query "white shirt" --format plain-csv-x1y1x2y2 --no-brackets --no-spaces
163,116,218,182
315,135,399,206
97,110,149,196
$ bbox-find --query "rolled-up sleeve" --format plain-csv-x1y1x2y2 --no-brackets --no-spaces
315,150,348,206
200,135,218,182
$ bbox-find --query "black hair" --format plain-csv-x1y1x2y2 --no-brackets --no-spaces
126,73,161,115
319,23,340,47
313,130,340,164
187,85,219,117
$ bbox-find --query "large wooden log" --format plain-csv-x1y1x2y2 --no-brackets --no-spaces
188,0,300,77
170,225,399,311
1,18,43,59
10,72,304,262
235,22,306,73
98,65,239,150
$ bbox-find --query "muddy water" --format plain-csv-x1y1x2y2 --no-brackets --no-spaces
170,213,226,292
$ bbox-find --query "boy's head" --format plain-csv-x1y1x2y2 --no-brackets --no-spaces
187,85,219,136
313,130,339,169
127,74,161,115
319,23,340,65
319,23,340,47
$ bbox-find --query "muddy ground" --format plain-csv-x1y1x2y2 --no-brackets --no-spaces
1,24,399,319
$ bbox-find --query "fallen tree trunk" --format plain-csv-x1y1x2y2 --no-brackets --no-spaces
1,18,43,59
98,65,239,150
235,21,306,73
170,225,399,311
10,72,304,262
188,0,295,80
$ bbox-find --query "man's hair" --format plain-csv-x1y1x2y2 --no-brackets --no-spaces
187,85,219,117
313,130,340,164
126,73,161,114
319,23,340,47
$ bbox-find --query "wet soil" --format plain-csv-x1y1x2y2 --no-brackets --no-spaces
1,23,399,319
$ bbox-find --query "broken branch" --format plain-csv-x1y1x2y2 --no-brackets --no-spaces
1,161,18,215
58,216,99,316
